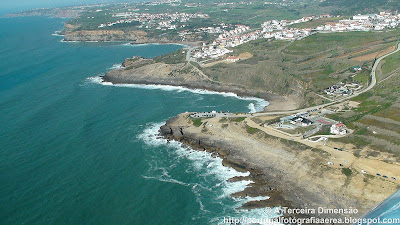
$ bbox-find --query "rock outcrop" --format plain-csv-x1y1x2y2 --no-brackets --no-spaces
103,59,299,110
160,113,399,221
64,29,149,42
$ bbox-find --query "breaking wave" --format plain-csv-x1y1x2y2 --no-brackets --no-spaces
138,122,282,224
87,76,269,112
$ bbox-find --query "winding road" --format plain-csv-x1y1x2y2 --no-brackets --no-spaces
252,42,400,116
239,43,400,183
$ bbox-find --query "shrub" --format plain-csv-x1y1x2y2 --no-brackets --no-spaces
192,119,203,127
342,168,352,177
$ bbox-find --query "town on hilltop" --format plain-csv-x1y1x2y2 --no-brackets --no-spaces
191,11,400,61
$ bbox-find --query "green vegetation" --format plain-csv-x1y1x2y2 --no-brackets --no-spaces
353,70,370,85
320,0,400,16
221,124,228,129
154,50,186,64
342,168,353,177
312,125,331,136
192,118,203,127
231,117,245,123
380,51,400,76
202,30,400,107
330,57,400,158
287,32,382,55
354,127,368,135
219,118,227,123
280,125,316,135
246,126,260,134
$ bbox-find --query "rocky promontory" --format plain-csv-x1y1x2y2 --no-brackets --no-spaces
159,113,399,221
103,57,299,111
63,29,151,42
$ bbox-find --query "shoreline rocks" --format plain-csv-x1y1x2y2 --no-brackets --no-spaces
158,113,399,222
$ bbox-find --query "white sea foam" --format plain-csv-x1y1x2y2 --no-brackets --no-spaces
51,31,64,37
87,76,269,112
60,39,79,43
138,122,282,224
248,103,256,113
109,63,123,70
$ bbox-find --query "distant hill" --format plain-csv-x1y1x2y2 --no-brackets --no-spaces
320,0,400,15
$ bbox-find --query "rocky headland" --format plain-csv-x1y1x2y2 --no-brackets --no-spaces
159,113,399,221
103,57,299,111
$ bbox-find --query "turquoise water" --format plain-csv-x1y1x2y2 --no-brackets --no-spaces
0,17,272,225
359,190,400,225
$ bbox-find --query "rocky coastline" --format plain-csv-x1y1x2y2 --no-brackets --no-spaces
101,48,398,223
103,57,299,112
157,113,398,222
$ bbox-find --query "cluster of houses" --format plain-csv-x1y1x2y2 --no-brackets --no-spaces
315,12,400,32
263,1,290,7
98,12,209,29
192,26,261,59
264,28,312,40
194,26,225,34
96,8,400,61
278,110,348,136
324,82,362,97
261,15,329,40
192,46,233,59
191,15,328,60
191,11,400,61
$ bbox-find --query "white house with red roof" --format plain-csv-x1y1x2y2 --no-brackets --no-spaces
330,123,347,135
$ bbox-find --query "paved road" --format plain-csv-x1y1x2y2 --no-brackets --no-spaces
185,46,196,62
245,118,400,183
250,43,400,116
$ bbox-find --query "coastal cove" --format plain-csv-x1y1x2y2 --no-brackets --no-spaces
0,16,281,225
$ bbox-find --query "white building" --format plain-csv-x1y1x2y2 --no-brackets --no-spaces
330,123,347,135
353,14,371,21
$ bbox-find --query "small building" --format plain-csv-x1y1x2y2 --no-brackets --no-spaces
226,56,240,62
330,123,347,135
353,14,371,21
290,117,313,126
352,66,362,71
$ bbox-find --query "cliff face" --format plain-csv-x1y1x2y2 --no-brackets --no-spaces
160,114,399,220
64,29,149,42
103,59,299,110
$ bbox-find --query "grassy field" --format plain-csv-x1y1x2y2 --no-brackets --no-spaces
328,56,400,160
353,70,371,85
285,32,384,55
380,51,400,76
197,30,400,106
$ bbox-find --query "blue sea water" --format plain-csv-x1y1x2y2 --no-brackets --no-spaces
0,17,274,225
2,16,400,225
359,190,400,225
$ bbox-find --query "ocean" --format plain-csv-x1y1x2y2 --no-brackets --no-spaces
0,16,275,225
2,16,399,225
